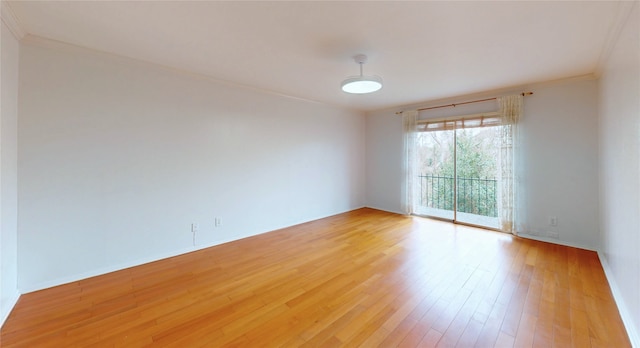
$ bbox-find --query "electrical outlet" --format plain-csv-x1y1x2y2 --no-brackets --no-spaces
214,218,221,227
191,223,199,233
549,216,557,227
548,231,559,239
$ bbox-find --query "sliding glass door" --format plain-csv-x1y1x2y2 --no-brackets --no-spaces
415,128,455,220
454,126,500,228
415,117,501,229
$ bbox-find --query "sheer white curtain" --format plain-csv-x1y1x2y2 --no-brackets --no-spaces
497,95,523,234
402,110,418,215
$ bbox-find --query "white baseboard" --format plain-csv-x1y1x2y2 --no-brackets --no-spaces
1,290,21,328
363,205,404,215
21,232,285,293
598,251,640,348
20,244,210,293
20,206,368,294
516,232,596,251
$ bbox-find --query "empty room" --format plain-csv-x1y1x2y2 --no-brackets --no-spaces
1,1,639,347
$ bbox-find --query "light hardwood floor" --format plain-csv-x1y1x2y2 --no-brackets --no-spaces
0,208,631,347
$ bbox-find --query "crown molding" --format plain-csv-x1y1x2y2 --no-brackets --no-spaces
381,73,597,116
1,1,25,40
593,1,637,77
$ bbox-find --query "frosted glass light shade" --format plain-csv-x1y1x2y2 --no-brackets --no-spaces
341,75,383,94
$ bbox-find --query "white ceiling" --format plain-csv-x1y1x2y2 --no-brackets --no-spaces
7,1,628,111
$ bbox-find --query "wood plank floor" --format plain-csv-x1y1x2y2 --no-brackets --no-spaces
0,208,631,347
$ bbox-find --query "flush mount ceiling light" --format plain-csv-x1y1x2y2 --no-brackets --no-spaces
341,54,383,94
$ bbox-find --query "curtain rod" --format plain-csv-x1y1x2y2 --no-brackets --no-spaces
395,92,533,115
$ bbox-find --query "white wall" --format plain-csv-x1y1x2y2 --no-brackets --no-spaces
0,21,20,325
365,107,403,214
366,77,601,250
598,2,640,345
518,79,600,249
17,37,365,291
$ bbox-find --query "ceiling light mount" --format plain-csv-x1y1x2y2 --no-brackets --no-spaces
341,54,382,94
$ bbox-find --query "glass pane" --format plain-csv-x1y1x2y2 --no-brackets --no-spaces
415,130,455,220
455,127,500,229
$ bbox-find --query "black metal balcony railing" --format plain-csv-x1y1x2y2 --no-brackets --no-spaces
418,175,498,217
